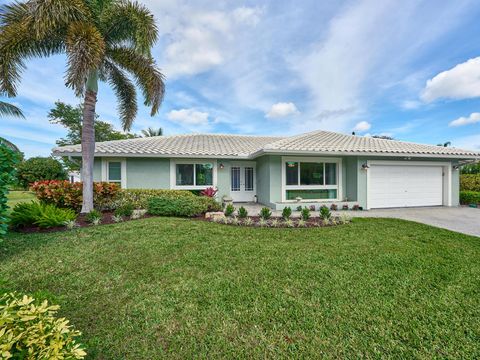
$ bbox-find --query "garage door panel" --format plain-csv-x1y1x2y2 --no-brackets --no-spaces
369,165,443,209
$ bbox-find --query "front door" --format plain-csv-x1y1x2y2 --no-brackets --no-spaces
230,163,256,202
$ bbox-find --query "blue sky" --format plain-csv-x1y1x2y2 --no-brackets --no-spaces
2,0,480,158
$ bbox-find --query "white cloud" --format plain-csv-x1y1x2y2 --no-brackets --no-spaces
353,121,371,132
232,6,263,26
401,100,421,110
421,57,480,102
167,108,209,125
449,112,480,127
266,102,299,118
452,134,480,150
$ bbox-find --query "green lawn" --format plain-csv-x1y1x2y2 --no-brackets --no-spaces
5,190,35,214
1,218,479,359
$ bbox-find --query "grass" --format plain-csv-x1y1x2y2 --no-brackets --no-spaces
5,190,35,214
1,218,479,359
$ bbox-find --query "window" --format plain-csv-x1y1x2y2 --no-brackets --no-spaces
245,167,254,191
231,167,240,191
108,162,122,183
175,162,213,187
283,159,340,201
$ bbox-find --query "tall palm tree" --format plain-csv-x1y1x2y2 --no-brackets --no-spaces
141,126,163,137
0,0,165,212
0,100,24,118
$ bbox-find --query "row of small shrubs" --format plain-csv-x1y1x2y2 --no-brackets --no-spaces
147,195,221,217
214,214,351,228
225,205,332,221
460,190,480,205
460,174,480,192
10,201,77,229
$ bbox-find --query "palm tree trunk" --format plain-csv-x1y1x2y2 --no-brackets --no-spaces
80,71,98,213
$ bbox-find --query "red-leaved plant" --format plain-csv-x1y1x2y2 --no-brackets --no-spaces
30,180,120,211
200,187,218,197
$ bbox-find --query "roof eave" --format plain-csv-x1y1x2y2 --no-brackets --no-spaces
51,151,252,160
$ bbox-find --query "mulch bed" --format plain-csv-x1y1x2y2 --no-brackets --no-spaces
203,215,348,228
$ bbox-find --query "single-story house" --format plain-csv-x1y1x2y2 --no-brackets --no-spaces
52,130,480,210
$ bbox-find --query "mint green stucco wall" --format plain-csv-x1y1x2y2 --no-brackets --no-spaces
256,155,282,206
126,158,170,189
93,158,102,182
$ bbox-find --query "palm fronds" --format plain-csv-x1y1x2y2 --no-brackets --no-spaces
0,100,24,118
141,127,162,137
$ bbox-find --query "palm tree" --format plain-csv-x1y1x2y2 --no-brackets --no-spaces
141,127,163,137
0,100,24,118
0,136,21,153
0,0,165,212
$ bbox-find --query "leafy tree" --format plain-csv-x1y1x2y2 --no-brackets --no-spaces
372,135,394,140
0,143,19,236
16,157,68,189
0,0,165,212
461,163,480,174
141,127,163,137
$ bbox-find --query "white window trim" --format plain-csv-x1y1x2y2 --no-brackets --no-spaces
170,159,217,190
101,158,127,189
281,156,343,202
366,160,452,210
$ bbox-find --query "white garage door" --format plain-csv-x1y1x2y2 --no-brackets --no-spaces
369,165,444,209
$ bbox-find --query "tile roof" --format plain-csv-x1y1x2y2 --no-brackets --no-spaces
52,130,480,159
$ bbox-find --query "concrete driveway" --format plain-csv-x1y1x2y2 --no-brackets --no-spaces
350,207,480,237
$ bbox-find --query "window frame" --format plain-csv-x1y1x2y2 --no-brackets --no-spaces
281,157,342,202
170,159,217,190
101,158,127,188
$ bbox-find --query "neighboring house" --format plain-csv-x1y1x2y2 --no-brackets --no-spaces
52,130,480,210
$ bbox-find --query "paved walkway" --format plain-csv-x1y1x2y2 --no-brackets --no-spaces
234,203,480,237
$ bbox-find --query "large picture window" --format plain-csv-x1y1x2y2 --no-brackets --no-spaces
284,159,340,201
175,162,213,187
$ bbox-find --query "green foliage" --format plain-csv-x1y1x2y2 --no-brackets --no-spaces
301,207,311,221
296,206,302,211
460,174,480,192
237,206,248,219
459,191,480,205
85,209,102,223
282,206,292,220
0,292,86,359
10,201,76,228
461,163,480,174
114,203,134,217
16,157,67,189
224,204,235,217
259,207,272,220
147,197,204,217
117,189,196,209
320,205,331,220
0,143,19,236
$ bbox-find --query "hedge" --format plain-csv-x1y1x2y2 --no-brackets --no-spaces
460,174,480,192
0,143,19,236
117,189,197,209
147,195,221,217
459,191,480,205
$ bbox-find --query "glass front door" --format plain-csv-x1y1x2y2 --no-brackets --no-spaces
230,163,256,202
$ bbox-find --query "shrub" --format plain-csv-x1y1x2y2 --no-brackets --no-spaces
0,292,86,359
282,206,292,219
296,206,302,211
85,209,102,223
460,190,480,205
224,203,235,217
460,174,480,192
10,201,76,228
259,207,272,220
200,187,218,197
309,205,316,211
301,207,311,221
16,157,67,189
116,189,196,209
195,196,222,213
147,196,216,217
238,206,248,218
342,204,349,210
330,204,338,211
319,205,331,220
1,143,19,236
352,204,360,211
114,203,134,217
30,180,120,211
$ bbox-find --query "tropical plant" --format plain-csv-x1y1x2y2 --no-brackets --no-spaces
259,207,272,220
284,219,294,228
224,203,235,217
85,209,102,224
330,204,338,211
300,207,310,221
10,201,76,228
296,206,302,211
0,0,165,213
64,219,79,230
460,191,480,205
460,174,480,192
270,218,279,227
319,206,331,220
461,163,480,174
342,204,349,210
114,203,134,217
0,292,86,359
297,219,306,227
243,217,254,226
16,157,67,189
147,197,211,217
0,136,21,154
141,127,163,137
112,214,123,223
0,100,24,118
200,187,218,197
281,206,292,220
237,206,248,218
0,143,19,236
258,218,268,227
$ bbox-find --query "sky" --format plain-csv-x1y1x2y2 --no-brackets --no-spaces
2,0,480,158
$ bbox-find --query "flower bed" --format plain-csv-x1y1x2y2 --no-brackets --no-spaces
207,215,350,228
